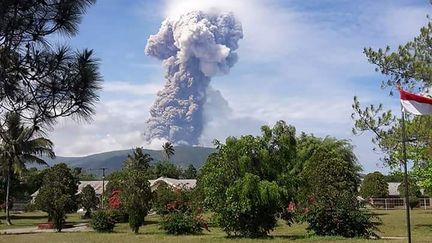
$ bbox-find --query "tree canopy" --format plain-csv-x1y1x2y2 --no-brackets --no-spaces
360,172,389,199
351,18,432,192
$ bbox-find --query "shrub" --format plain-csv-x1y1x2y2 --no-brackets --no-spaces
108,208,129,223
304,195,379,238
153,185,192,215
91,210,116,232
160,211,206,235
121,169,152,234
216,174,282,238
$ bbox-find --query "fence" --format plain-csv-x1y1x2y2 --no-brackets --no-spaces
10,201,30,212
369,198,432,210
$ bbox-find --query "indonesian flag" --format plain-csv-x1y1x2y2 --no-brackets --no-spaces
400,89,432,115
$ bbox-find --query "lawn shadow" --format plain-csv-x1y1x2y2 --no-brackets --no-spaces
1,215,47,220
143,220,159,226
224,234,309,241
414,224,432,231
370,212,389,217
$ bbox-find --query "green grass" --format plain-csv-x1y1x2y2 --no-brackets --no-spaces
1,210,431,242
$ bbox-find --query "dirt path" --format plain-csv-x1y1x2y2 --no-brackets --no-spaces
0,223,90,235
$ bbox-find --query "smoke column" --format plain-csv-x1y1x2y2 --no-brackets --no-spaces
144,10,243,145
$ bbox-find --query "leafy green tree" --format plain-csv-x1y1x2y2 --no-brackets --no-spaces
35,163,79,232
149,161,182,179
200,121,298,237
299,136,378,237
123,147,153,171
72,167,98,181
105,149,153,233
121,168,152,234
398,179,422,209
0,113,54,225
385,171,404,182
360,172,389,199
162,142,175,160
351,19,432,190
80,185,99,218
182,164,197,179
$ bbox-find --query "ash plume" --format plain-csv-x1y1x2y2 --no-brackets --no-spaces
144,10,243,145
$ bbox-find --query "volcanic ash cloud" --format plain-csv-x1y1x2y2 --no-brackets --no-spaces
144,10,243,145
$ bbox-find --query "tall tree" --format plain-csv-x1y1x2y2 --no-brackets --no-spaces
0,0,102,130
123,147,153,171
351,19,432,190
80,184,98,218
200,121,298,237
0,112,54,225
121,168,152,234
299,136,377,238
162,142,175,161
1,0,101,225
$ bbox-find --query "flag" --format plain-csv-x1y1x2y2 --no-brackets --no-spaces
400,88,432,115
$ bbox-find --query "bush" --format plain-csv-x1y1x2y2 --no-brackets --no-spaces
305,195,379,238
160,212,205,235
108,209,129,223
91,210,116,232
216,174,282,238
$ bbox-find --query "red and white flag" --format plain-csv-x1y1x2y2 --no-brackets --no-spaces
400,89,432,115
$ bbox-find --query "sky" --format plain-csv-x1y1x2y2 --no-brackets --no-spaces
49,0,431,173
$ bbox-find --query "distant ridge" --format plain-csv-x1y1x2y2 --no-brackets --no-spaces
43,146,216,174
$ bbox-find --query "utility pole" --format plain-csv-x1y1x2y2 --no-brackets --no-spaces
101,167,107,209
400,106,412,243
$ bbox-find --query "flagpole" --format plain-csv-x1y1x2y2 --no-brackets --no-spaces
400,105,412,243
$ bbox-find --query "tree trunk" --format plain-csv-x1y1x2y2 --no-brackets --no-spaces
5,160,12,225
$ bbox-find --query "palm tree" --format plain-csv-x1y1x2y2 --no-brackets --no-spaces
162,142,175,161
0,113,55,225
124,147,153,170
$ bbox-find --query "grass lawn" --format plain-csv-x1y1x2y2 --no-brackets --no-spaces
0,210,431,242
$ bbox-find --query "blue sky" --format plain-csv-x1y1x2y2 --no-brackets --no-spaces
50,0,431,173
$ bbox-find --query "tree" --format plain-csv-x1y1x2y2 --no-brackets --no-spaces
162,142,175,160
121,168,152,234
0,0,102,129
299,136,378,237
80,185,98,218
35,163,79,232
182,164,197,179
123,147,153,171
149,161,182,179
351,19,432,190
398,179,422,209
71,167,97,181
0,112,54,225
0,0,101,225
360,172,389,199
200,121,298,237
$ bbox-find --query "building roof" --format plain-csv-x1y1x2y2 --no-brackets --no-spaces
388,182,400,196
149,177,197,190
31,180,109,198
31,177,197,198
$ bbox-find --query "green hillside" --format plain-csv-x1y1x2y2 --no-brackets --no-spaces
44,146,215,174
